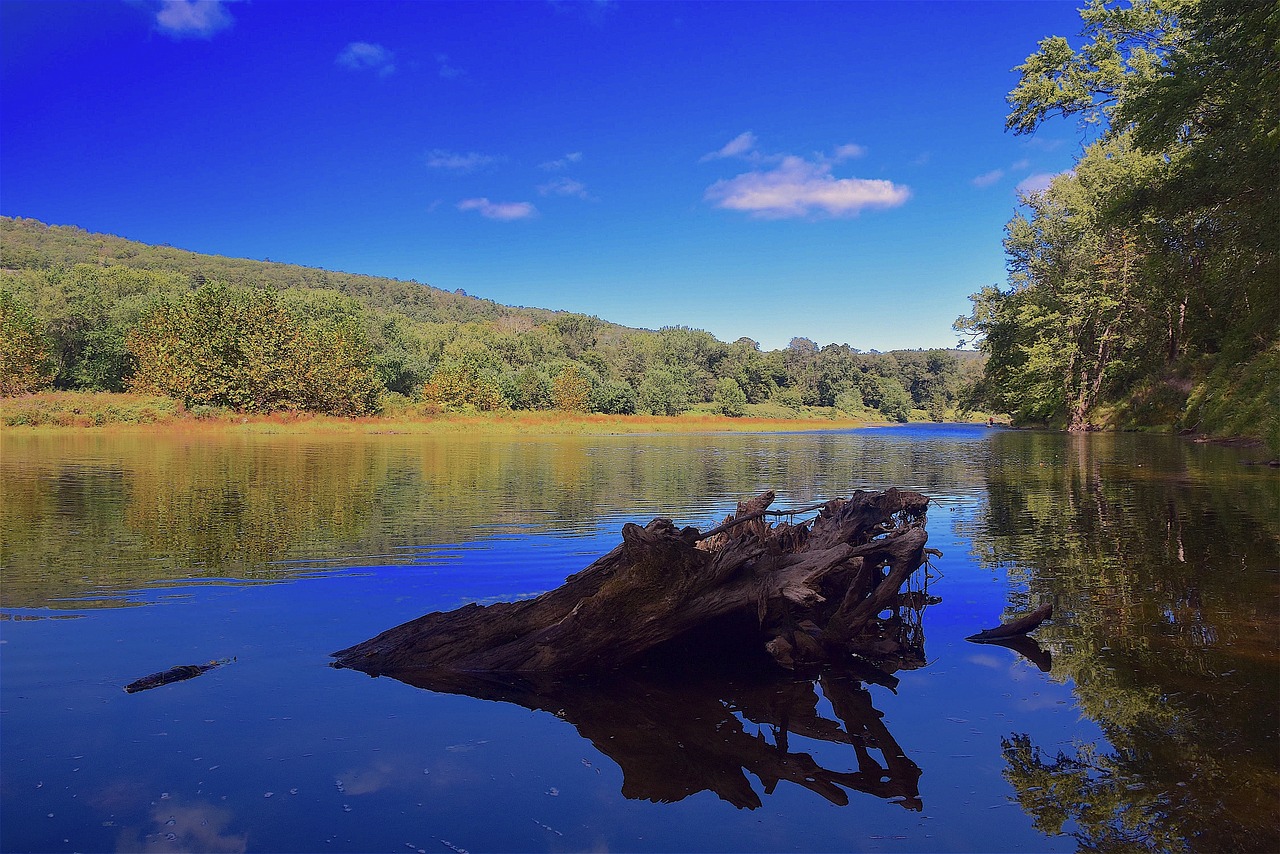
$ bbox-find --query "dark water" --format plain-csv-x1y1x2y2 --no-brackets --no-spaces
1,425,1276,853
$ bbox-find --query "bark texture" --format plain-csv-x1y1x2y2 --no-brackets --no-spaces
332,488,937,678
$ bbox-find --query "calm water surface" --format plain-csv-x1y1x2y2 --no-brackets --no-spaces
1,425,1276,852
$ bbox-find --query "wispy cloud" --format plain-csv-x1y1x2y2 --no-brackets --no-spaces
336,42,395,77
972,168,1005,188
537,177,590,199
701,131,758,162
436,53,464,79
425,149,501,173
830,143,866,161
154,0,236,39
458,198,538,220
549,0,617,26
703,133,867,170
1016,172,1058,197
539,152,583,171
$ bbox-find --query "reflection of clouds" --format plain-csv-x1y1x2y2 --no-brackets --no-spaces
1017,691,1069,711
116,799,247,853
336,758,403,795
336,748,490,799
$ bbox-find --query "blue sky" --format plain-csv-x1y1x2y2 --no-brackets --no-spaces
0,0,1084,352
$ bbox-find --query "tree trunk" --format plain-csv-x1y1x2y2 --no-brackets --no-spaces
332,488,937,678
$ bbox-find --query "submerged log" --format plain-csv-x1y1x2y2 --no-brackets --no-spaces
965,603,1053,643
124,657,235,693
332,488,938,678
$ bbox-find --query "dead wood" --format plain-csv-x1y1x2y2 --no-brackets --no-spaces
965,603,1053,642
332,488,936,678
124,657,235,694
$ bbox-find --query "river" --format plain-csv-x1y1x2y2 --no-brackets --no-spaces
1,424,1276,852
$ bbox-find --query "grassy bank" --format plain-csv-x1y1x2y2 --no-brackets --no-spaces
1,390,901,435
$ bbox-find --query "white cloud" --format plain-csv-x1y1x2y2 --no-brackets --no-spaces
972,169,1005,188
336,42,395,76
457,198,538,220
705,156,910,219
831,143,866,161
537,177,590,199
539,152,583,171
154,0,235,39
701,131,758,162
1016,172,1058,196
425,149,500,173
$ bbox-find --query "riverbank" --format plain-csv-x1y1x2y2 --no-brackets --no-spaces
0,390,917,436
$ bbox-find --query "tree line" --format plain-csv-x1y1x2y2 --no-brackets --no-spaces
955,0,1278,446
0,217,974,420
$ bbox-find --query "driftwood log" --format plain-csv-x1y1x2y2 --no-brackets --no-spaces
965,603,1053,642
124,657,235,694
332,488,938,678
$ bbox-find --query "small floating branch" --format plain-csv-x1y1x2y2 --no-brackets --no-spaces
965,603,1053,642
124,657,235,693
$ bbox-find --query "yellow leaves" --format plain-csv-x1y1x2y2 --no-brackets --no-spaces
0,290,55,397
551,363,592,412
127,284,383,415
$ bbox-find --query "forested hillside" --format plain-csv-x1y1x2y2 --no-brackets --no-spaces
955,0,1278,447
0,216,974,420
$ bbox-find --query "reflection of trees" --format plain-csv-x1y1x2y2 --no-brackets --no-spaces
379,668,922,811
964,431,1280,852
2,430,988,609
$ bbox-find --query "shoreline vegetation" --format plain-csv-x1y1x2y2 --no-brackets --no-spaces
1,217,984,435
0,390,1003,436
953,1,1277,452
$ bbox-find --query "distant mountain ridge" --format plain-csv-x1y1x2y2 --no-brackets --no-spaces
0,216,569,331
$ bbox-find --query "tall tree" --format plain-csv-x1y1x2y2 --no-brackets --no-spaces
962,0,1278,437
0,290,54,396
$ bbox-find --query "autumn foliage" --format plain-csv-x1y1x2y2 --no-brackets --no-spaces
127,284,383,415
0,290,54,396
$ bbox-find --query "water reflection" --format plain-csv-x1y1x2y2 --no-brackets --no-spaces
3,426,1274,851
964,431,1280,852
373,668,922,811
0,428,991,609
970,634,1053,672
116,798,248,853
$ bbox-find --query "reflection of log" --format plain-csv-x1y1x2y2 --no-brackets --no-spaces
333,488,935,676
973,635,1052,672
376,667,922,811
965,603,1053,642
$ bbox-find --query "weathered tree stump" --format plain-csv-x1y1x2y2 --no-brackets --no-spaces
332,488,938,678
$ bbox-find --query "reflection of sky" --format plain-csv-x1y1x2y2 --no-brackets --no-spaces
0,533,1082,851
2,425,1097,853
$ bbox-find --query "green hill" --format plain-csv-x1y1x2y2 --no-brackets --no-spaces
1,216,973,421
